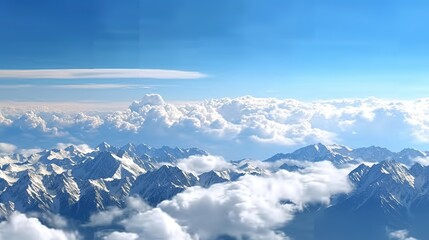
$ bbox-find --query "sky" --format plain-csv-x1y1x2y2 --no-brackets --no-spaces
2,1,429,157
1,0,429,104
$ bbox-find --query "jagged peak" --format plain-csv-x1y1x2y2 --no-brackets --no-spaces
120,143,136,151
353,145,392,153
158,164,181,173
96,141,113,151
409,162,427,179
362,160,414,187
64,145,78,152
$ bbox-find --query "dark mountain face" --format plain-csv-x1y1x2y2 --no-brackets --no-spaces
313,161,429,240
130,165,198,206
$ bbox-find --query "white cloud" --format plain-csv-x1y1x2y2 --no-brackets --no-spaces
120,208,193,240
55,143,93,153
50,84,151,89
88,198,193,240
0,68,206,79
0,68,205,79
103,232,138,240
0,83,152,89
89,161,354,240
18,148,43,157
0,101,130,113
0,143,17,155
158,161,353,240
412,156,429,166
0,114,12,126
86,206,126,227
388,229,417,240
3,94,429,159
0,212,78,240
176,155,235,175
26,212,69,229
0,84,35,89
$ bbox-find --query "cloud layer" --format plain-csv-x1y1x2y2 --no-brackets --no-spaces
2,94,429,158
89,160,354,240
0,212,78,240
389,229,417,240
0,69,206,79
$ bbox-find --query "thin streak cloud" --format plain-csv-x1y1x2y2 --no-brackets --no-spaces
0,69,207,79
51,84,151,89
0,84,152,90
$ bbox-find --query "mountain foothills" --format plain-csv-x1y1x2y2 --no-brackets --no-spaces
0,142,429,239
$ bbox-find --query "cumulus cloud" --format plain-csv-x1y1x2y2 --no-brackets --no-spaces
120,207,193,240
0,113,12,126
388,229,417,240
159,161,353,239
87,198,193,240
50,84,151,89
412,156,429,166
103,232,138,240
0,142,17,155
2,94,429,159
55,143,93,153
89,161,354,240
0,212,78,240
0,69,206,79
176,155,235,175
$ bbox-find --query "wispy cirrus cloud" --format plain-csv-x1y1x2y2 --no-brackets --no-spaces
0,84,152,89
0,68,207,79
51,84,151,89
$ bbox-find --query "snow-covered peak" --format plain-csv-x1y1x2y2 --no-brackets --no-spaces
266,143,352,164
326,144,352,155
350,146,395,162
348,163,371,185
363,160,414,187
95,142,117,153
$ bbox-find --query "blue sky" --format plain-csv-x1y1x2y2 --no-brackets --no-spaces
1,0,429,103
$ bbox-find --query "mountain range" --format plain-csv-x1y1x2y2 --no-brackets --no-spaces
1,142,429,239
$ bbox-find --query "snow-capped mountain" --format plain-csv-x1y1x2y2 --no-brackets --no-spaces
1,142,429,240
265,142,428,165
0,141,285,220
315,160,429,240
266,143,353,164
130,165,198,205
0,142,209,218
198,170,243,188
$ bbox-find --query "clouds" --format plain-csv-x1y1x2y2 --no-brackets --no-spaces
89,161,354,240
159,161,353,240
2,94,429,159
388,229,417,240
0,69,206,79
119,207,193,240
176,155,234,175
0,212,78,240
103,232,138,240
87,197,193,240
0,143,16,155
412,156,429,166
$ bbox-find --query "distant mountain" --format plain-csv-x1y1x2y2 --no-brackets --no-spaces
265,143,353,164
265,143,428,165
